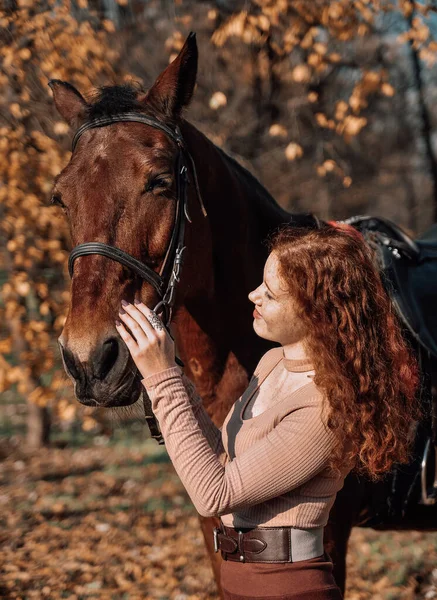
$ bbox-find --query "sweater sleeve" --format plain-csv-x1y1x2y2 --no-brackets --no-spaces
142,367,226,463
141,368,335,519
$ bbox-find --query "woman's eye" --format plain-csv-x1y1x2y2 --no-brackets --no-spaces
265,291,272,300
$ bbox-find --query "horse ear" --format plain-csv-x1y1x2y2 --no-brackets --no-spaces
142,31,198,118
48,80,88,127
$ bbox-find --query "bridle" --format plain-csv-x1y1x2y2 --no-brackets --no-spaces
66,113,320,445
68,113,208,445
68,113,208,329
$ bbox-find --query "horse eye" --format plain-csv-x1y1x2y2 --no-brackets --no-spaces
143,177,170,194
50,193,65,208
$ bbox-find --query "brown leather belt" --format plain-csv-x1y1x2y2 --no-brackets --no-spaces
213,522,325,563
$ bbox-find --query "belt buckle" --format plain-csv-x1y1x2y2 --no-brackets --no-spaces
213,527,220,553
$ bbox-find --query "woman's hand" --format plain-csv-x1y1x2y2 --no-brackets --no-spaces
115,300,177,380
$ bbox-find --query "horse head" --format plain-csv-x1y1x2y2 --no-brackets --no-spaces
50,33,206,408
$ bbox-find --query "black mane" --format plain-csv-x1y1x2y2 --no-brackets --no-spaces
86,83,145,120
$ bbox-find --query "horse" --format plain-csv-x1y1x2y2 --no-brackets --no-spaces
49,32,437,598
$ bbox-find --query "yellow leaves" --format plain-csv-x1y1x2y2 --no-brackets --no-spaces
269,124,287,138
316,159,352,186
0,338,12,353
315,113,335,129
15,279,31,297
6,365,29,385
343,115,367,137
300,27,318,51
249,14,270,33
399,12,433,53
57,398,77,421
317,160,339,177
315,113,328,127
0,3,118,415
6,239,18,252
323,159,336,172
307,52,322,68
317,164,327,177
209,91,227,110
412,16,430,43
328,52,342,63
53,122,69,135
102,20,116,33
18,48,31,61
335,100,348,121
9,103,26,119
327,2,344,21
212,12,247,47
313,42,327,55
82,415,99,431
212,10,270,47
292,64,311,83
28,386,55,407
285,142,303,161
381,82,395,97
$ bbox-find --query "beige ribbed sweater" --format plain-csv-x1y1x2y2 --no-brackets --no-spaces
141,347,354,529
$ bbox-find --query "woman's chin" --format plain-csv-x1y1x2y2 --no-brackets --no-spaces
253,319,274,341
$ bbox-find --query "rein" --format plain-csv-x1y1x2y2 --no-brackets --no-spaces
68,113,208,444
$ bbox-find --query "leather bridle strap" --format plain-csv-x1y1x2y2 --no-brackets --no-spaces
68,242,165,296
67,112,208,445
68,112,206,328
71,112,207,217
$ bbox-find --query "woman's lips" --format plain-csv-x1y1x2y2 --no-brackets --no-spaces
253,308,262,319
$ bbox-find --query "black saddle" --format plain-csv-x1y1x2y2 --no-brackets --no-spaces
342,216,437,359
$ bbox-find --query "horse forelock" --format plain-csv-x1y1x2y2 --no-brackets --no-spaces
85,83,145,119
84,82,177,128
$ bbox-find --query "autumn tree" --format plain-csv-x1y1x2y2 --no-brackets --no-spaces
0,0,118,447
200,0,437,219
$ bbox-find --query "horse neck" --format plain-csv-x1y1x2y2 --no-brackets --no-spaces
180,119,290,236
176,120,289,373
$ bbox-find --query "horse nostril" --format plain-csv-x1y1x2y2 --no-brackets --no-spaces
96,337,119,380
59,341,80,380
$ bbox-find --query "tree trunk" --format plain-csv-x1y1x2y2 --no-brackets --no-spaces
405,1,437,224
26,403,51,449
9,312,51,449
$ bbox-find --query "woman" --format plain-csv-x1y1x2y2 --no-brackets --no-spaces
115,224,421,599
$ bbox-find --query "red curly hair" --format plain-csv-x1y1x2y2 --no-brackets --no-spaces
268,223,422,481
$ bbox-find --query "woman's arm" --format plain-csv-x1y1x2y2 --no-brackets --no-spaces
143,366,226,462
142,368,336,518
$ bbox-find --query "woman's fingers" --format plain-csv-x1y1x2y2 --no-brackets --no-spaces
114,319,139,352
117,305,152,345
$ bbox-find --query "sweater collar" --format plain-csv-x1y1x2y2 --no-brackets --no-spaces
282,348,315,372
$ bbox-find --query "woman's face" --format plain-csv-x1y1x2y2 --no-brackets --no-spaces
248,252,307,345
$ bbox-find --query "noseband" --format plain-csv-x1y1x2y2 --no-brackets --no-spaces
68,113,207,328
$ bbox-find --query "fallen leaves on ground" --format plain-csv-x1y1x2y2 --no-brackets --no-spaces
0,438,436,599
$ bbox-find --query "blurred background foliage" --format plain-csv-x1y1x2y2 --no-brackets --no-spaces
1,0,437,447
2,3,437,599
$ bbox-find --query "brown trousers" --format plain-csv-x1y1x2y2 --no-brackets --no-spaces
220,552,343,600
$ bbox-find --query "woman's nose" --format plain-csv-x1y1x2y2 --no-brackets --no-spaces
248,288,260,304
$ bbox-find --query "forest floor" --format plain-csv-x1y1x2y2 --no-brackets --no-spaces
0,431,437,600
